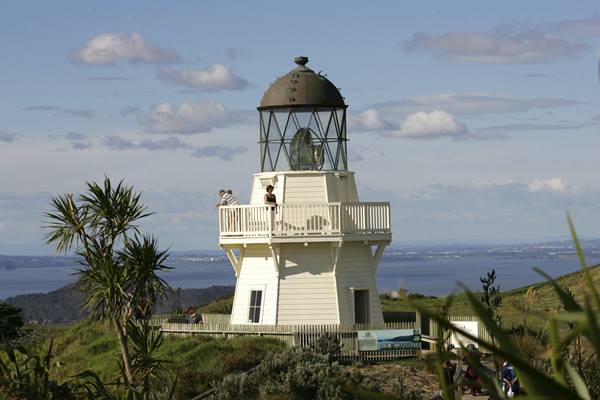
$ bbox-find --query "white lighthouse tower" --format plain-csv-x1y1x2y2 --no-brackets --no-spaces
219,57,391,326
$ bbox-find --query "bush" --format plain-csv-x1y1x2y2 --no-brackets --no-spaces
213,347,346,400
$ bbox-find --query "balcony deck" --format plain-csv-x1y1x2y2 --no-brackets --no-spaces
219,202,391,245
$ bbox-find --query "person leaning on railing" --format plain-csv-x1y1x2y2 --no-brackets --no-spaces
216,189,240,232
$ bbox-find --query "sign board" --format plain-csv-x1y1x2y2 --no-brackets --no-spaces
357,329,421,351
449,320,478,348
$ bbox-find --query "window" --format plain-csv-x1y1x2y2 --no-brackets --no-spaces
248,290,263,323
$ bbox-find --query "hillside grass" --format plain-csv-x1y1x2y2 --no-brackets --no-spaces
381,263,600,329
42,321,286,398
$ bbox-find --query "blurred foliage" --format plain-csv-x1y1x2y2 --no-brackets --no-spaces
416,214,600,399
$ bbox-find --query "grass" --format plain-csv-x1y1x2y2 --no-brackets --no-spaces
200,293,233,314
39,321,286,398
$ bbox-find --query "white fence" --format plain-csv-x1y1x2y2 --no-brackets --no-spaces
219,202,390,239
150,315,419,361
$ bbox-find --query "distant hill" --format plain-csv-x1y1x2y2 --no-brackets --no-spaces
4,284,234,323
381,263,600,328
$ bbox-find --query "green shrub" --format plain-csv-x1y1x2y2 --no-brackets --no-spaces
213,347,346,400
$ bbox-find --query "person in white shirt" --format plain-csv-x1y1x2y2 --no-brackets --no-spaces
215,189,240,208
216,189,240,231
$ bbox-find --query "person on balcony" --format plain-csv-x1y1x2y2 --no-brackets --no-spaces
264,185,277,208
264,185,277,231
215,189,239,208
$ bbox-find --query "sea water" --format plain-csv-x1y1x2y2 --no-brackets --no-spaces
1,253,597,299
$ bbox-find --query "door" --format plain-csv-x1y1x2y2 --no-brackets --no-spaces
354,289,370,324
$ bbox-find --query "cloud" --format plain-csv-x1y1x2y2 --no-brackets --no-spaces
390,110,471,140
157,64,249,91
103,135,137,150
138,101,242,134
0,129,17,142
71,141,93,150
371,93,580,116
406,28,584,64
120,105,142,117
65,132,88,140
476,122,585,132
102,135,192,151
347,109,394,132
552,17,600,38
192,145,248,161
72,32,179,65
527,177,570,193
138,136,192,151
101,135,247,160
22,105,95,119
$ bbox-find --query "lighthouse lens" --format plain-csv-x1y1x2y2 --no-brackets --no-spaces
290,128,323,170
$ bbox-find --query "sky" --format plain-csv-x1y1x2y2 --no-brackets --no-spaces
1,0,600,254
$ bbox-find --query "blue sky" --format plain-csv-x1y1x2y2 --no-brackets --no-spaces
1,1,600,253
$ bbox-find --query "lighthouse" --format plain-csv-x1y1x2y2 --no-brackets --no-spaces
219,57,391,326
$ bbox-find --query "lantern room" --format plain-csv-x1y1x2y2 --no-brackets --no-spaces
258,56,348,172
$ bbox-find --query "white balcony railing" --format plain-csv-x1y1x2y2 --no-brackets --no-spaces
219,202,390,240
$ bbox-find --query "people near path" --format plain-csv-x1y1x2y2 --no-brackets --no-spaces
186,306,199,324
463,363,483,396
441,360,457,393
462,345,484,396
500,361,520,396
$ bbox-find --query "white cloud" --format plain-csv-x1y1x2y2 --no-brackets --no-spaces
192,145,248,160
138,101,241,134
391,110,470,140
372,93,580,116
103,135,192,151
72,32,179,65
528,177,570,193
347,109,393,132
406,29,584,64
158,64,249,91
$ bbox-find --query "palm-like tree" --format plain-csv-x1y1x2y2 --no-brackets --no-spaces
44,178,171,387
0,302,24,346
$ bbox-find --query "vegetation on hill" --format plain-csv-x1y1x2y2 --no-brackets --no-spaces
37,321,285,398
381,262,600,330
5,284,234,323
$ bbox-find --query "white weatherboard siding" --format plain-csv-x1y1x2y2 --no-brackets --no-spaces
230,246,278,324
334,243,384,325
224,169,389,326
282,174,326,203
277,244,338,324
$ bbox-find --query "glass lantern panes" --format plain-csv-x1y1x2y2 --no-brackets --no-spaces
259,107,347,172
